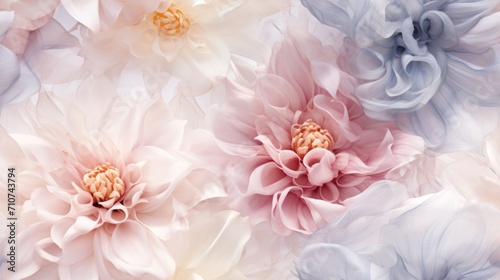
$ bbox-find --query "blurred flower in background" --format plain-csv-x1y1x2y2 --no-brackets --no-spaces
60,0,161,33
80,0,288,87
0,1,84,106
296,181,500,279
0,11,39,105
436,124,500,211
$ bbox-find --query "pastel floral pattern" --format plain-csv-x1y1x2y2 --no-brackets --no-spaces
210,30,424,235
301,0,500,147
3,0,500,279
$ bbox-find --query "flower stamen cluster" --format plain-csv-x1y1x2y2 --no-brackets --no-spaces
151,3,191,37
291,120,333,158
82,164,125,205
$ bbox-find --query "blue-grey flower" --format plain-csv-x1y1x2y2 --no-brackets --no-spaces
296,181,500,279
301,0,500,147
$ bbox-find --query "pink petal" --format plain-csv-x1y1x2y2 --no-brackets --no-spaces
268,35,316,108
303,149,337,186
134,205,176,240
271,187,302,235
303,195,346,223
32,187,71,221
61,0,100,32
62,216,100,244
320,182,341,203
337,184,365,203
142,116,187,152
59,233,94,266
36,238,62,263
256,74,304,116
226,156,270,196
228,194,273,225
104,204,129,224
312,95,362,147
255,134,282,164
59,256,99,280
310,60,341,98
278,150,307,178
247,162,292,195
208,93,263,157
111,221,152,267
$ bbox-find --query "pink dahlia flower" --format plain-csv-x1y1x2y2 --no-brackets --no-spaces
0,78,225,279
210,30,424,235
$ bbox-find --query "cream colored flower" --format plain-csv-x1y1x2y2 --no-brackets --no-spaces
81,0,288,85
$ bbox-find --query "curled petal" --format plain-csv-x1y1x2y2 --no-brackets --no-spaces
320,182,340,203
271,187,309,234
302,0,500,149
31,187,72,221
278,150,307,178
420,10,458,48
302,149,337,186
104,204,129,224
248,162,291,195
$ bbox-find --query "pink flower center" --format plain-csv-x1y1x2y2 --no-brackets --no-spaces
291,120,333,158
82,164,125,206
150,3,191,36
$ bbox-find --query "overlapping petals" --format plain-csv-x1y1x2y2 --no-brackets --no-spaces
210,29,424,235
80,0,287,86
0,4,83,106
0,78,225,279
0,11,39,105
166,199,301,280
61,0,162,33
302,0,500,148
2,1,500,279
436,125,500,210
170,210,252,279
296,181,500,279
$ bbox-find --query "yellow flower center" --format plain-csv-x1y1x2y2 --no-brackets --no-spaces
82,164,125,206
150,3,191,36
291,120,333,159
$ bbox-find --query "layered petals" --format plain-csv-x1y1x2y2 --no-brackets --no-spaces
211,29,424,235
80,0,288,86
296,181,500,279
302,0,500,148
0,78,225,279
0,11,39,105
